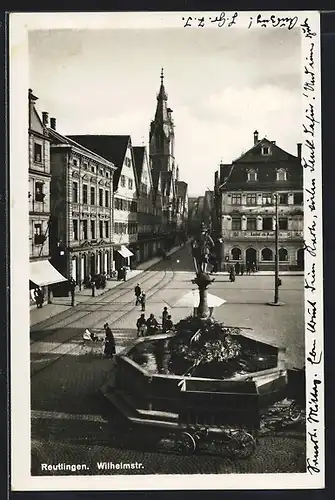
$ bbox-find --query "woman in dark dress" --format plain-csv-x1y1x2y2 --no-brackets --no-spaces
103,323,116,357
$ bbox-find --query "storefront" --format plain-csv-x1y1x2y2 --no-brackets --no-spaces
114,245,134,270
29,260,67,305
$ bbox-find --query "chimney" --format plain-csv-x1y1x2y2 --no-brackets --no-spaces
253,130,259,145
42,112,49,127
297,143,302,160
50,117,56,130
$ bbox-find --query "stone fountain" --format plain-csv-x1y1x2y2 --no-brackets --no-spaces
101,224,291,433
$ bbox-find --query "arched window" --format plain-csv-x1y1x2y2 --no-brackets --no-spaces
279,248,288,261
231,247,241,260
261,248,273,261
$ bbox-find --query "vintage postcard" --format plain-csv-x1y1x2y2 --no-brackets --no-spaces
10,11,324,491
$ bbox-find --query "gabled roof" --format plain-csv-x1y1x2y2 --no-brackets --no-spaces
218,137,300,190
233,137,297,164
68,135,132,191
133,146,145,182
48,129,116,168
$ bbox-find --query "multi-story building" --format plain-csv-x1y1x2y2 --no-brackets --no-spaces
149,69,177,248
133,145,163,261
48,123,117,285
69,135,139,270
214,131,304,271
29,89,66,303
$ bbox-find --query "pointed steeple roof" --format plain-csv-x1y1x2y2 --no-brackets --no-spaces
154,68,169,123
157,67,167,101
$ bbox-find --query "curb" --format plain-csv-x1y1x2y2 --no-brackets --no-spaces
30,245,185,324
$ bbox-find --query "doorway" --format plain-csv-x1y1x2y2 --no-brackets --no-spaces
246,247,257,267
297,248,304,270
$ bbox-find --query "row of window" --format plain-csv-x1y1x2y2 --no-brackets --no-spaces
72,220,110,241
231,247,289,261
114,222,138,234
230,192,303,206
114,197,137,212
72,182,110,207
120,175,133,190
246,168,287,182
231,216,289,231
72,158,111,178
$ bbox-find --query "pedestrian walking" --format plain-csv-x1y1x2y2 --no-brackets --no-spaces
69,277,76,306
235,261,240,276
34,287,44,308
134,283,142,306
140,292,146,312
229,265,236,283
246,262,251,275
240,263,245,276
162,306,168,328
252,261,256,274
123,266,127,282
103,323,116,358
146,313,159,336
163,314,174,332
136,313,147,337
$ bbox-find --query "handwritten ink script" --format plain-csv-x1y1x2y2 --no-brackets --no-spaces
182,12,298,29
182,12,238,28
301,17,323,477
248,14,298,30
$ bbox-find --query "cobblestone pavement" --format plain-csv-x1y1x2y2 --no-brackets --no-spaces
31,245,306,475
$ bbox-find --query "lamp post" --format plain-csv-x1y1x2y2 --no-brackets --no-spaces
268,192,283,306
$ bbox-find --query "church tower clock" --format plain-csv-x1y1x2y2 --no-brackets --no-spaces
149,68,175,176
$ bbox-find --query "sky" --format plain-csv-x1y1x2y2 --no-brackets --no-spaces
29,27,302,197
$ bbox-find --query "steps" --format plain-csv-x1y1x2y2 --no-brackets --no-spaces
101,386,180,429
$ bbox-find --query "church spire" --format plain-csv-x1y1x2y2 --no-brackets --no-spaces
157,67,167,102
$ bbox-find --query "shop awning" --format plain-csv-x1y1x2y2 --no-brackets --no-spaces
30,261,67,287
117,245,134,259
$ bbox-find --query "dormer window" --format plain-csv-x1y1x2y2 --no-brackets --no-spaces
247,169,258,182
261,146,271,156
276,169,287,181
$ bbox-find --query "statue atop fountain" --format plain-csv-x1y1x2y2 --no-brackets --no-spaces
191,222,215,318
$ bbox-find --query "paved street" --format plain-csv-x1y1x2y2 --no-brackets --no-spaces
31,244,305,475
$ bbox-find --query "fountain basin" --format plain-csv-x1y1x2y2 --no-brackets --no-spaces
102,329,290,431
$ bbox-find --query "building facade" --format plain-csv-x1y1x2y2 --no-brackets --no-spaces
29,90,51,265
69,135,139,270
49,124,117,285
133,145,163,261
215,131,304,271
28,90,68,302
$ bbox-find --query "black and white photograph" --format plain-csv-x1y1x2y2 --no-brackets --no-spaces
9,11,324,491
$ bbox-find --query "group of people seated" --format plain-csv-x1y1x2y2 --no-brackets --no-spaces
136,307,174,338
